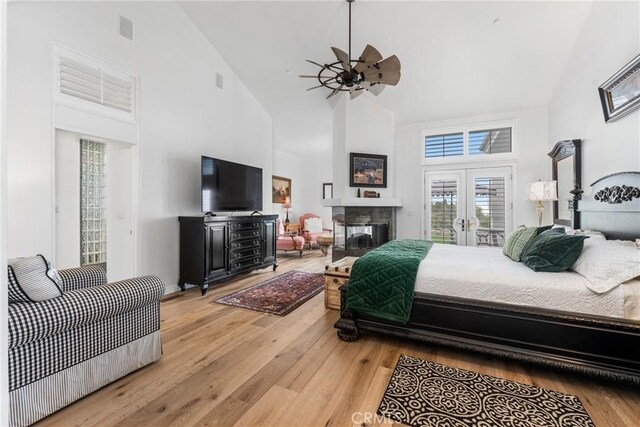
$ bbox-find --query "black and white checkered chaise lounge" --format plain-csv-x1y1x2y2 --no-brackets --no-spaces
8,265,165,426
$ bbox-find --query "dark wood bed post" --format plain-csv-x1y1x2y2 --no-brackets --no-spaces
335,285,360,342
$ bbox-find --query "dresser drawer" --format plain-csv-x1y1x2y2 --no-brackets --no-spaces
230,238,262,251
230,255,262,272
230,247,262,261
230,228,262,241
229,221,261,231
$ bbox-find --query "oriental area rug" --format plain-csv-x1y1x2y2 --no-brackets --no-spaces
213,270,324,316
378,354,594,427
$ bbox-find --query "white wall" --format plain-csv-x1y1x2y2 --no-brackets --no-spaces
299,151,333,229
0,0,9,422
272,149,300,224
396,107,550,239
549,1,640,188
6,1,273,290
332,95,396,199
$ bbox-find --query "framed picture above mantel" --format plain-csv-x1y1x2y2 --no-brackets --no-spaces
349,152,387,188
598,54,640,123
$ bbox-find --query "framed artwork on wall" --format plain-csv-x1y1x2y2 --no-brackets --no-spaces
599,54,640,123
322,183,333,199
349,152,387,188
272,175,291,204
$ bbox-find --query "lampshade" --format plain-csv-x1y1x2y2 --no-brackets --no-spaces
282,196,292,209
527,180,558,201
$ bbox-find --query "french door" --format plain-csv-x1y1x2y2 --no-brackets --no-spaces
424,167,512,247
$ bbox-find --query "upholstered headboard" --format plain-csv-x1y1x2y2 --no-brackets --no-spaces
578,171,640,241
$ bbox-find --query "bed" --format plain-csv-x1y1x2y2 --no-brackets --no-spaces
335,158,640,383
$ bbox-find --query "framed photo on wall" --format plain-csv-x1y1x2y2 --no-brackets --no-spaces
349,152,387,188
272,175,291,204
599,54,640,123
322,183,333,199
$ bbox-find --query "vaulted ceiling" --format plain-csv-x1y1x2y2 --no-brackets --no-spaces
180,1,593,154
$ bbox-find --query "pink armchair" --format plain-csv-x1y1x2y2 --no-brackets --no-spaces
299,213,331,250
276,220,305,258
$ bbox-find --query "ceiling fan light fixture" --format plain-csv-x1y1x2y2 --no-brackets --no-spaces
301,0,401,99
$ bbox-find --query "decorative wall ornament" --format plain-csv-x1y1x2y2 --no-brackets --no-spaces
594,185,640,204
598,54,640,123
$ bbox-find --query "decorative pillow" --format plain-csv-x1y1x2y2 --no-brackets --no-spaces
503,226,538,262
305,217,323,234
536,225,554,235
521,229,588,272
277,220,285,235
8,255,63,303
570,238,640,293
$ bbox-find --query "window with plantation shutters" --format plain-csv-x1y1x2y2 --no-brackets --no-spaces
469,127,512,155
473,176,506,247
55,45,136,121
422,121,515,164
429,178,459,245
424,133,464,159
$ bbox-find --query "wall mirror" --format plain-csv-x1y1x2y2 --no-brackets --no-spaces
548,139,582,228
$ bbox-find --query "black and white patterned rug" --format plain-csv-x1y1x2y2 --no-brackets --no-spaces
378,354,595,427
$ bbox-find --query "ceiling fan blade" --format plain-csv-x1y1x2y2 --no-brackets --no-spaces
305,59,325,68
353,44,383,73
326,85,344,99
299,75,319,78
368,83,385,96
350,86,364,100
362,55,401,86
331,47,351,72
306,84,323,91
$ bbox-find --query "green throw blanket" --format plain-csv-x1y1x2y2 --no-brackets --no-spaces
346,239,433,324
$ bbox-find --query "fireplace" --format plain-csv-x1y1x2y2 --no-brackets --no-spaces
331,206,395,261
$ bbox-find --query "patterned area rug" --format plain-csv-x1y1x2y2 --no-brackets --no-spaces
212,270,324,316
378,354,594,427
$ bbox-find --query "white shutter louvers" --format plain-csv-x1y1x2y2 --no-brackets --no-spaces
55,45,136,121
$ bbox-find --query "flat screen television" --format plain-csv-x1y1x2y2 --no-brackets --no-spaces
201,156,263,213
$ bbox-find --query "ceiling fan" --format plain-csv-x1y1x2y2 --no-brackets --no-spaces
300,0,401,100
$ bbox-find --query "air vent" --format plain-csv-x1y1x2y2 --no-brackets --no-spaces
216,72,224,90
55,45,136,121
119,16,134,41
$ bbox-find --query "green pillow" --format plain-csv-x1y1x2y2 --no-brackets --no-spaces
536,225,554,235
503,226,538,261
521,228,588,272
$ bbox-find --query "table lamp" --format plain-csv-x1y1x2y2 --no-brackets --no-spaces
283,197,292,225
527,180,557,226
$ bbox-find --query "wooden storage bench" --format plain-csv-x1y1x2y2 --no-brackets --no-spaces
324,256,358,310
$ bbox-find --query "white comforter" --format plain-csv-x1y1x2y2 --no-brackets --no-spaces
415,244,640,320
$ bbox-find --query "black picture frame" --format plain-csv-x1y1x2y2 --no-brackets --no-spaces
598,54,640,123
349,152,387,188
322,183,333,199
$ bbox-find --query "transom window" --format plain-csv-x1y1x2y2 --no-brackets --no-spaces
422,121,515,164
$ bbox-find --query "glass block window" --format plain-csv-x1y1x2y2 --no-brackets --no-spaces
424,133,464,159
469,127,512,155
80,139,107,267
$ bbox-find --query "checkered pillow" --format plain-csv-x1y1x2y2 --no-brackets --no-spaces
8,255,63,303
503,227,538,262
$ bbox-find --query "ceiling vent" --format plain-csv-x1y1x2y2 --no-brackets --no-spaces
119,16,134,41
216,72,224,90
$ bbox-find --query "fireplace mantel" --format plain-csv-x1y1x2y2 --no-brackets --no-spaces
321,197,403,207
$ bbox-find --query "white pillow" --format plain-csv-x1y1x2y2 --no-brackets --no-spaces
571,238,640,293
9,255,63,302
305,217,323,234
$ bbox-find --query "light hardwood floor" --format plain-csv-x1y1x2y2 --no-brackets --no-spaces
38,251,640,427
